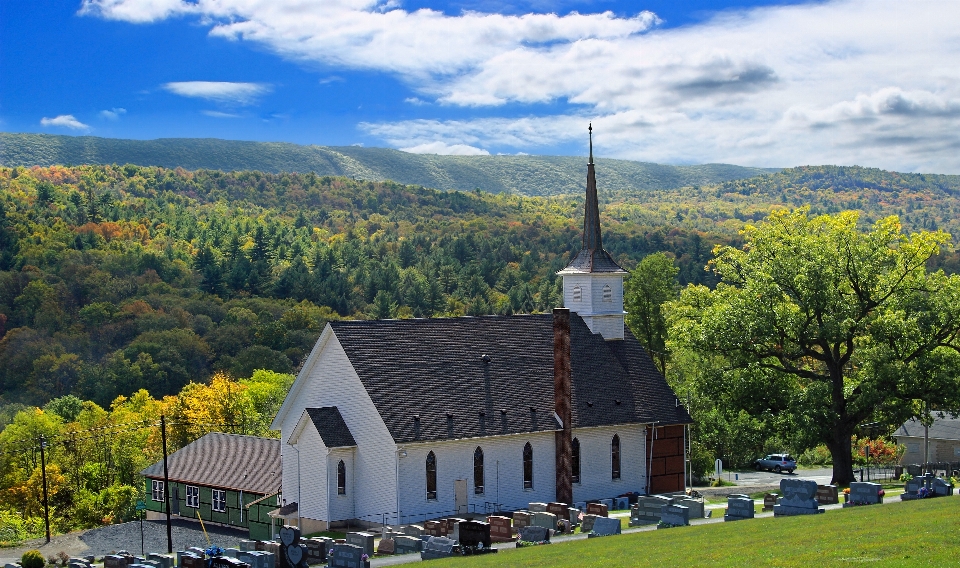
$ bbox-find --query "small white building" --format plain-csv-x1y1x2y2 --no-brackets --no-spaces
270,130,693,532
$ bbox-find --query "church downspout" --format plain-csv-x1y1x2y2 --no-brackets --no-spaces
553,308,573,505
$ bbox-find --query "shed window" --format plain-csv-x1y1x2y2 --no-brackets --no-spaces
602,284,612,302
186,485,199,508
611,434,621,480
151,480,164,502
572,438,581,484
523,442,533,490
337,460,346,495
426,451,438,500
572,285,582,302
474,447,484,495
212,489,226,512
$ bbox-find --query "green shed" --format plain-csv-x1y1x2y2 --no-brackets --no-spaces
141,433,282,540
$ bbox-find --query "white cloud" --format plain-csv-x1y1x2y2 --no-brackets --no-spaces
40,115,90,130
400,141,490,155
163,81,270,105
82,0,960,172
202,110,242,118
99,107,127,120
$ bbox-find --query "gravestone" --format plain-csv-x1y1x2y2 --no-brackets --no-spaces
574,501,587,511
240,541,257,553
223,549,240,559
816,485,839,505
586,502,609,517
658,504,690,528
303,539,329,565
512,511,532,529
724,495,755,521
105,556,127,568
763,493,779,511
557,519,572,534
600,498,614,510
141,560,160,568
546,502,569,519
376,539,394,555
402,525,424,537
487,516,514,542
326,544,368,568
844,482,883,507
276,527,310,568
420,537,457,561
631,495,672,525
343,533,374,557
179,555,204,568
671,497,704,519
528,502,548,512
567,508,581,527
237,551,270,568
587,516,622,538
147,555,173,568
423,520,444,537
531,511,558,531
209,557,250,568
613,497,630,511
773,479,824,516
517,525,550,544
580,514,599,532
189,548,207,558
933,476,954,496
445,517,466,537
393,536,423,555
457,520,493,552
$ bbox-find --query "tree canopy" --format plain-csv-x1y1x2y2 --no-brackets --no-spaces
669,208,960,484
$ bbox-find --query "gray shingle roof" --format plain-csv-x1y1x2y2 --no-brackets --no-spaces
306,407,357,447
141,433,281,494
330,313,691,445
896,417,960,441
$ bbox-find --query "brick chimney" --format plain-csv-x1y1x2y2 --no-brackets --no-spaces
554,308,573,504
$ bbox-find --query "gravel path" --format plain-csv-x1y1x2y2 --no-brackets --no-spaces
1,519,249,565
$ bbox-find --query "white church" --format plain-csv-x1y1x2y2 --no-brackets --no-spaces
270,129,693,532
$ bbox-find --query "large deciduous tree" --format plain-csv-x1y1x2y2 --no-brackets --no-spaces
669,208,960,484
625,252,679,374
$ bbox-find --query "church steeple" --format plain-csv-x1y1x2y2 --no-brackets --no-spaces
557,124,628,340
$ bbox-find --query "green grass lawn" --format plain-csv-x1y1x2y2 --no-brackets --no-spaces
428,497,960,567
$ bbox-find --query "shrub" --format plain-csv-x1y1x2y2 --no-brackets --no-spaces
22,550,45,568
798,445,832,466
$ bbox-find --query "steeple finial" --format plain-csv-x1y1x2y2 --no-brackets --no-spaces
588,123,593,165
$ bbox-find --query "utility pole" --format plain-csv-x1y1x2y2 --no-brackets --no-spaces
39,435,50,543
923,401,930,474
160,415,173,553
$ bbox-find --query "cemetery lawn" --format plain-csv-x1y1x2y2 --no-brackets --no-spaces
433,497,960,567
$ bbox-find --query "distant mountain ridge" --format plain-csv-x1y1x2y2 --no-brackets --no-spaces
0,133,775,196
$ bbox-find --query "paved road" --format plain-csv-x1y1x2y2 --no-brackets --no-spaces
722,467,834,487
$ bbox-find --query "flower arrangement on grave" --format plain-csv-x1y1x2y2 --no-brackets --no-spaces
656,520,681,529
917,487,930,498
878,489,885,497
360,555,368,562
205,546,224,558
515,534,549,547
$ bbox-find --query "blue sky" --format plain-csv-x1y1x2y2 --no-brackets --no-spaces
3,0,960,172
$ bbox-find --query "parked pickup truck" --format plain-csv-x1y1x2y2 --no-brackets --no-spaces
753,454,796,474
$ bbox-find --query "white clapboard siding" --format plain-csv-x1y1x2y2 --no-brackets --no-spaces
296,424,328,521
396,432,556,523
328,448,355,521
572,424,647,502
277,326,397,524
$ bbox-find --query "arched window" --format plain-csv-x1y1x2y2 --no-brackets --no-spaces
337,460,346,495
611,435,621,480
602,284,612,302
572,285,582,302
571,438,581,484
426,451,438,500
523,442,533,489
474,447,484,495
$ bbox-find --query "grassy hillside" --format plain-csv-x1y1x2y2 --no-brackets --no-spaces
0,133,773,196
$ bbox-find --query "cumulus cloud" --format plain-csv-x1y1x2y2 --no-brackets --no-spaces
81,0,960,172
40,115,90,130
99,107,127,120
400,141,490,155
202,110,242,118
163,81,270,105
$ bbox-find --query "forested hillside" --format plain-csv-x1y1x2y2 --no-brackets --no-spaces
0,133,773,196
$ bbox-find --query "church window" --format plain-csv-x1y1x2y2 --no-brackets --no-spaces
337,460,346,495
523,443,534,490
572,438,581,484
474,447,484,495
426,451,438,500
611,435,621,480
602,284,612,302
572,285,582,302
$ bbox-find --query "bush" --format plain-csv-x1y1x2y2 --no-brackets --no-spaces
798,444,832,466
22,550,45,568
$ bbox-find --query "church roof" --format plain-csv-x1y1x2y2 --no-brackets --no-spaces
141,433,281,494
329,313,691,445
559,125,627,275
305,406,357,447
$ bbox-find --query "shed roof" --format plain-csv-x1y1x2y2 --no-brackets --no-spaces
141,432,281,494
896,417,960,441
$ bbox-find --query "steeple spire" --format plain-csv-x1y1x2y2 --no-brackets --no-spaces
583,123,602,251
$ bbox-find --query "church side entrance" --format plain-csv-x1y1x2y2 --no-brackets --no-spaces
454,479,468,514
